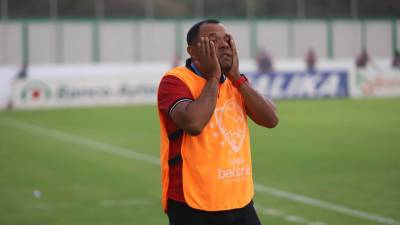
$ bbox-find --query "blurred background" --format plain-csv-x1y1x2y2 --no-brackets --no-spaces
0,1,399,225
0,0,399,65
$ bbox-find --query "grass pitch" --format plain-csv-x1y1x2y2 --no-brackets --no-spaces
0,98,399,225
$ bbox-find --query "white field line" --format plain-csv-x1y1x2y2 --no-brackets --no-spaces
23,202,78,210
0,117,160,166
1,117,399,225
23,198,153,210
255,205,329,225
254,184,400,225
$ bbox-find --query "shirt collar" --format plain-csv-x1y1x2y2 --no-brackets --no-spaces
191,62,203,76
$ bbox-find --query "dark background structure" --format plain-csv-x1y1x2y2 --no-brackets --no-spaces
2,0,400,19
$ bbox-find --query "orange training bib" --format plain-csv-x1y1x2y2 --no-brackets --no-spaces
158,66,254,211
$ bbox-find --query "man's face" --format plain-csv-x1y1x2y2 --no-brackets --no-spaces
195,23,233,73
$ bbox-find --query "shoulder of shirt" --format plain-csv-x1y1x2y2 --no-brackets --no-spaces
159,75,188,90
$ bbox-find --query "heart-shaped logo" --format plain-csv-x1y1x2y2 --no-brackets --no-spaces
214,98,246,152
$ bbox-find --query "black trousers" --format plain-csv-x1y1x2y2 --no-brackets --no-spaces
167,199,262,225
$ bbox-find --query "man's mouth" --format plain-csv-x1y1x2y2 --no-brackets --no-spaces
220,53,232,58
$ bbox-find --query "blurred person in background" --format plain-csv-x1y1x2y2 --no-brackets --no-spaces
392,49,400,69
255,47,273,74
157,19,278,225
356,49,370,68
8,61,30,110
305,48,317,73
17,61,29,80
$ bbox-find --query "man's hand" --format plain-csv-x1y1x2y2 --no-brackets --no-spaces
226,34,241,82
224,35,278,128
193,37,221,81
170,37,221,136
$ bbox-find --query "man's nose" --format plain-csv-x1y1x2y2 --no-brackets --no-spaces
217,38,230,49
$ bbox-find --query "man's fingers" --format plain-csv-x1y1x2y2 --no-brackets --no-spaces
209,41,218,61
204,37,211,57
228,34,238,55
200,37,206,58
227,34,239,77
230,39,237,54
196,36,221,78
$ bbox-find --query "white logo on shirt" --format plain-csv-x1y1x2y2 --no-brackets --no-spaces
214,98,247,152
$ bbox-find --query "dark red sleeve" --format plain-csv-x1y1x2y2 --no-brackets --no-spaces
158,75,193,117
158,75,190,203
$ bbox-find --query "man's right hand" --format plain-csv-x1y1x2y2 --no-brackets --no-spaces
193,37,221,81
170,37,221,136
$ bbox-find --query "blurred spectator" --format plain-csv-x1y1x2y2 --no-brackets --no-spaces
305,48,317,72
255,48,273,73
8,61,29,111
355,49,370,68
392,49,400,69
17,62,29,80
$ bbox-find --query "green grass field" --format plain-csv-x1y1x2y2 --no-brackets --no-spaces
0,98,399,225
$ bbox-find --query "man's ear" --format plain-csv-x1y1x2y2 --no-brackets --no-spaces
187,46,195,58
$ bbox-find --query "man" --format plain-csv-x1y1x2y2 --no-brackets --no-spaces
305,48,317,73
157,19,278,225
392,49,400,68
355,49,370,68
256,47,273,73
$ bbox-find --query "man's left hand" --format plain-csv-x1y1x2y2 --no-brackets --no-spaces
226,34,241,82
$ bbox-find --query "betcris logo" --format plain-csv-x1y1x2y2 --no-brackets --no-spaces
248,70,349,99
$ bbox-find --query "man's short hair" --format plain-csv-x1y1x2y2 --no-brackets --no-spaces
186,19,221,46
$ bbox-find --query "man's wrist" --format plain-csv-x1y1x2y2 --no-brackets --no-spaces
233,74,248,88
229,72,241,82
208,76,220,83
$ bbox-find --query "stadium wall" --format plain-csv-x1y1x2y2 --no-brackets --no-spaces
0,18,398,65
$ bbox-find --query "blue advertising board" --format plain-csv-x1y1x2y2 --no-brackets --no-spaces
247,70,349,99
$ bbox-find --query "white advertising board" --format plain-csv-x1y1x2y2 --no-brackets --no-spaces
4,63,170,110
11,75,159,109
350,68,400,98
2,59,398,110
